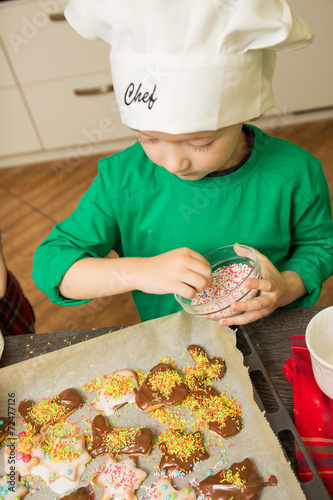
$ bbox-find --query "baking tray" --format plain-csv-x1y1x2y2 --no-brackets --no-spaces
238,325,330,500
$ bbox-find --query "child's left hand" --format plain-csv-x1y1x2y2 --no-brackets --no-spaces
218,247,307,327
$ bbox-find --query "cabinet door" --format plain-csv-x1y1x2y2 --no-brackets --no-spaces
272,0,333,113
0,0,110,84
0,87,41,157
22,72,135,149
0,43,15,88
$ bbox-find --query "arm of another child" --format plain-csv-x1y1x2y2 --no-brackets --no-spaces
59,247,213,301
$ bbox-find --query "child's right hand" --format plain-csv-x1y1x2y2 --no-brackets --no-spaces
134,247,212,298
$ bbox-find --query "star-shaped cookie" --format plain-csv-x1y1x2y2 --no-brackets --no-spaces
150,478,196,500
95,369,138,417
0,472,29,499
93,456,147,500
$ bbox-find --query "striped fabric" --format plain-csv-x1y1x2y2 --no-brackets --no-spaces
0,270,35,336
283,335,333,498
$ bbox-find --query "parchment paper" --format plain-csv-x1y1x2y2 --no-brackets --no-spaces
0,311,305,500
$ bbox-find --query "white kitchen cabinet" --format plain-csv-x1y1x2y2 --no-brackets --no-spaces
0,0,111,83
0,0,135,167
0,86,41,156
22,72,131,149
0,42,15,87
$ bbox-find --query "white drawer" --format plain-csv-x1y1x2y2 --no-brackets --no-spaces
0,0,110,84
22,72,135,150
0,43,16,88
0,86,41,157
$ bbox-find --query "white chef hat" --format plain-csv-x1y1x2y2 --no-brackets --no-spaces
65,0,314,134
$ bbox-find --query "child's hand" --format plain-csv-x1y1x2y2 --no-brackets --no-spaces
134,247,213,298
218,246,307,327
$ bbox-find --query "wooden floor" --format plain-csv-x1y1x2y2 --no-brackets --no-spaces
1,119,333,333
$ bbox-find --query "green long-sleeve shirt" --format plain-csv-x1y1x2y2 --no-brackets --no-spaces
33,125,333,321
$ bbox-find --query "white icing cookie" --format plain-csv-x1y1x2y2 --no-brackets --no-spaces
95,370,138,417
0,472,29,499
93,456,147,500
150,478,197,500
3,433,46,478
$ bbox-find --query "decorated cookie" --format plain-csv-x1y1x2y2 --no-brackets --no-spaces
0,417,10,443
149,478,197,500
199,458,278,500
3,429,46,477
61,487,91,499
18,388,83,434
189,383,242,439
0,472,29,500
135,363,188,412
93,456,147,500
157,428,209,473
187,345,226,385
31,435,91,495
89,415,153,458
95,369,138,417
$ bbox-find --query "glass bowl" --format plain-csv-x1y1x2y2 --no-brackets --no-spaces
175,244,261,320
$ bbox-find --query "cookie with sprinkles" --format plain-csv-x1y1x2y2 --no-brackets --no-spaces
199,458,278,500
3,429,46,477
157,428,209,474
93,456,147,500
33,435,92,495
94,369,138,417
135,363,188,412
89,414,153,458
187,345,226,386
187,383,242,439
0,472,29,500
18,388,83,434
61,486,91,499
0,417,10,443
148,478,197,500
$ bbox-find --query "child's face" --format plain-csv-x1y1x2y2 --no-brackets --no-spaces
136,123,247,181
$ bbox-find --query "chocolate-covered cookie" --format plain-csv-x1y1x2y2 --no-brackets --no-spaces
187,345,226,384
199,458,278,500
62,487,91,500
157,428,209,473
18,388,83,434
135,363,188,412
89,414,153,458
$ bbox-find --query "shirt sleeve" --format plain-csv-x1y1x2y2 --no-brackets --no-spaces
279,163,333,307
32,161,120,306
65,0,101,40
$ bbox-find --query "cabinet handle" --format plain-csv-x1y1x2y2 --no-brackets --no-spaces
74,84,114,96
49,13,66,21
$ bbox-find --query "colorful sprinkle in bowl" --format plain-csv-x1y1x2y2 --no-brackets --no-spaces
175,244,261,320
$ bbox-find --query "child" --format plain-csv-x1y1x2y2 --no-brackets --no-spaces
0,232,35,336
33,0,333,327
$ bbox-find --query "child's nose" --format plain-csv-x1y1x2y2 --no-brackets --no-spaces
162,144,189,174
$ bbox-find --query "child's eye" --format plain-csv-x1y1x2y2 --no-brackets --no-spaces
137,136,158,146
188,142,213,152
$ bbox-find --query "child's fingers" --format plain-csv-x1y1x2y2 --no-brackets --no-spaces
230,294,272,314
180,270,211,293
246,277,277,292
219,305,273,326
